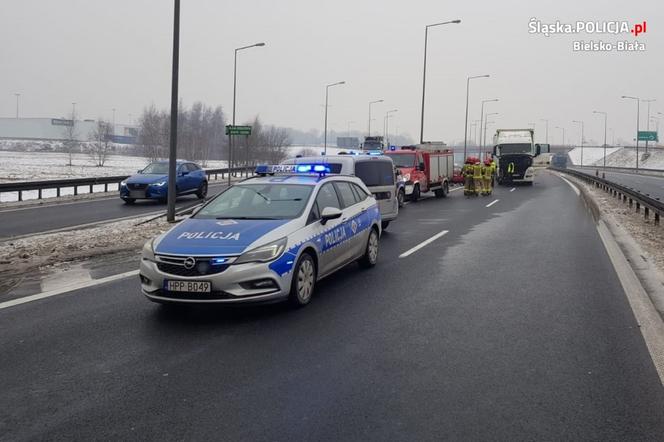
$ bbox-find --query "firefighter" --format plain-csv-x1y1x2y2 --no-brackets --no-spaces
472,157,483,196
490,158,497,186
462,157,475,196
482,158,493,195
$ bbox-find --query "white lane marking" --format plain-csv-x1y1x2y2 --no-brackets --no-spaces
596,220,664,384
486,199,499,208
449,186,463,192
510,188,516,192
560,176,580,196
399,230,449,258
0,270,139,311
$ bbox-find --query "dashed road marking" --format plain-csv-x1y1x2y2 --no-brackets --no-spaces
449,186,463,192
399,230,449,258
510,188,516,192
486,199,499,208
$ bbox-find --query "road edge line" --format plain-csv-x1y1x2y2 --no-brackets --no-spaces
596,220,664,385
0,270,139,310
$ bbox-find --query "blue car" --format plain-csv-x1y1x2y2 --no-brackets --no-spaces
120,161,208,204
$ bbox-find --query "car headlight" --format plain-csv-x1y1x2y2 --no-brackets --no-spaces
235,238,287,264
141,237,156,262
402,173,410,181
120,180,127,187
151,181,167,187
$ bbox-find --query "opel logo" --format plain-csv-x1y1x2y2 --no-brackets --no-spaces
183,257,196,269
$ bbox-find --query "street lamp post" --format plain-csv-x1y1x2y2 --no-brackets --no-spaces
622,95,640,169
166,0,180,222
463,74,489,160
573,120,585,166
323,81,345,155
111,108,116,135
71,102,76,118
14,93,20,119
419,19,461,144
229,41,266,186
384,109,398,148
593,111,608,169
555,126,565,148
643,99,656,154
540,119,549,144
368,99,383,138
479,99,498,158
483,112,498,158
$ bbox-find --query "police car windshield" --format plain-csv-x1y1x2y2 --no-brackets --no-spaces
195,184,313,220
386,153,415,168
141,163,169,174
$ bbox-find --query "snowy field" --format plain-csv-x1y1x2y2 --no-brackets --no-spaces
568,147,664,170
0,144,350,203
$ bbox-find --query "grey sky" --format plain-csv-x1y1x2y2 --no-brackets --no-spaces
1,0,661,145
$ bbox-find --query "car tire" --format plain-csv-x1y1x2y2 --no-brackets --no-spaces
397,188,405,208
196,181,208,199
289,252,316,307
123,198,136,205
410,184,420,202
381,220,390,230
441,181,449,197
359,228,379,269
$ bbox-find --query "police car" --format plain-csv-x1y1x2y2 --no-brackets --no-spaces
139,164,382,306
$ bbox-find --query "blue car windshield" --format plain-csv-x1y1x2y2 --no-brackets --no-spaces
195,184,313,220
141,163,169,174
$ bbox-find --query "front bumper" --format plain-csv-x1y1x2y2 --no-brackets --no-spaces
121,185,168,200
139,257,292,304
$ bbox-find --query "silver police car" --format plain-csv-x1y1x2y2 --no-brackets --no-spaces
139,164,382,306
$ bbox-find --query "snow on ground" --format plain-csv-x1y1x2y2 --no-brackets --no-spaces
567,147,621,166
567,146,664,170
0,150,229,183
0,144,350,203
0,215,171,282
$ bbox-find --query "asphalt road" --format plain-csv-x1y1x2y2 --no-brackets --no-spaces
0,182,229,239
1,171,663,440
572,167,664,201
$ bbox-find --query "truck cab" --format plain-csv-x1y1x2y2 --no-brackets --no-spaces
384,144,453,202
492,129,540,185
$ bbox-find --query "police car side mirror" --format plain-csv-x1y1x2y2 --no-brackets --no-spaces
320,207,342,225
535,144,541,156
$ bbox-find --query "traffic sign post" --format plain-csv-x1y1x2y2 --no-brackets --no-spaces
637,131,658,142
226,125,252,136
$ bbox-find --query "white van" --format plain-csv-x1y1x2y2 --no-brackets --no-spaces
282,154,399,229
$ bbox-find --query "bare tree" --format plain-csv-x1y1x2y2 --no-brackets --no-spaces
88,119,113,167
138,104,166,161
61,111,79,166
295,147,317,157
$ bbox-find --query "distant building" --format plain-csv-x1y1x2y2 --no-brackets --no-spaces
0,118,138,144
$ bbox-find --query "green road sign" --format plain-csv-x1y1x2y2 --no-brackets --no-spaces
637,131,658,142
225,125,252,136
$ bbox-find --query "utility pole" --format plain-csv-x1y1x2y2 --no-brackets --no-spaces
166,0,180,222
419,19,460,144
463,74,489,160
14,93,20,119
643,99,656,154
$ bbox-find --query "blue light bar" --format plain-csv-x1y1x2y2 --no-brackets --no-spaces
254,164,331,175
211,257,228,265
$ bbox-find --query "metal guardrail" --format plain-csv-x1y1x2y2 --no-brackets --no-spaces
572,164,664,175
552,167,664,226
0,166,255,202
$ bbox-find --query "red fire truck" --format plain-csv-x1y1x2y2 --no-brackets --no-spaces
384,143,454,202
